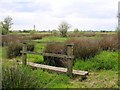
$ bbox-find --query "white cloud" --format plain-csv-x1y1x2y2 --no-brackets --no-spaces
0,0,119,31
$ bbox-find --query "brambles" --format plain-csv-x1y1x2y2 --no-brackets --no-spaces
100,35,118,51
2,35,34,58
31,34,42,40
7,42,34,59
44,37,100,67
43,43,67,67
66,38,100,60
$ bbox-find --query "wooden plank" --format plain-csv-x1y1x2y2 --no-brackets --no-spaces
25,62,88,76
21,40,65,44
42,53,67,58
20,51,74,59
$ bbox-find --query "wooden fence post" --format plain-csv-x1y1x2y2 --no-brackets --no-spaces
66,44,74,76
22,43,27,65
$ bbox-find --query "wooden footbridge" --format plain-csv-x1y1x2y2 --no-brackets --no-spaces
20,41,88,78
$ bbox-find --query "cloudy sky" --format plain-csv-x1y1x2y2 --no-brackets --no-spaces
0,0,119,31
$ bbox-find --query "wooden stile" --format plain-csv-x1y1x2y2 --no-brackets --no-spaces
21,42,88,77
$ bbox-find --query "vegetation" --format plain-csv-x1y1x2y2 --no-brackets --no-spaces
2,61,39,88
66,37,100,60
0,16,13,35
74,51,118,71
1,31,119,88
52,29,59,36
58,21,71,37
74,28,79,33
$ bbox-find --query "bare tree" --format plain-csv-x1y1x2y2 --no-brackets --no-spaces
58,21,71,37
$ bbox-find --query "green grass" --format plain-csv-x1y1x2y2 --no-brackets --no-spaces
74,51,118,71
68,70,118,88
1,46,7,59
27,54,44,63
34,36,67,42
1,36,119,88
27,36,67,63
2,60,118,88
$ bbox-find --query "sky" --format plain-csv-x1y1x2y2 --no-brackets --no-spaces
0,0,119,31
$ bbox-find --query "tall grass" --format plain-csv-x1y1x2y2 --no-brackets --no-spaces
2,60,71,88
2,61,39,88
73,51,118,71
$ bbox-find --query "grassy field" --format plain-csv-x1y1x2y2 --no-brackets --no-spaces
1,35,119,88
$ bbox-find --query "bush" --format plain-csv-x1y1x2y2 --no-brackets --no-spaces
31,34,42,40
43,43,67,67
68,32,96,37
52,29,59,36
1,35,34,58
44,37,101,67
66,38,100,60
7,42,22,58
7,42,34,59
2,61,40,89
100,35,118,51
2,35,25,46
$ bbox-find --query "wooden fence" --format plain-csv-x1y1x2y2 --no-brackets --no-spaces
21,41,74,76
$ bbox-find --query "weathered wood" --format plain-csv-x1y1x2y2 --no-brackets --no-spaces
20,51,74,59
22,40,65,44
19,62,88,76
22,44,27,65
66,44,74,76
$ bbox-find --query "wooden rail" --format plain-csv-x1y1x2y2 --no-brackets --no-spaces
20,51,74,59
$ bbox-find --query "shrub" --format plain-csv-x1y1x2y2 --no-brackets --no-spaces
68,32,96,37
44,37,101,67
7,42,34,59
66,38,100,60
43,43,67,67
52,29,59,36
2,35,25,46
100,35,118,51
74,28,79,33
68,32,82,37
83,33,96,37
1,34,34,58
2,61,40,88
31,34,42,40
6,42,22,58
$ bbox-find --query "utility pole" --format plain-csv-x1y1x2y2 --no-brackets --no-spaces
34,25,36,31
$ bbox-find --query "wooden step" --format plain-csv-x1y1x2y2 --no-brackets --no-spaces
26,62,88,76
